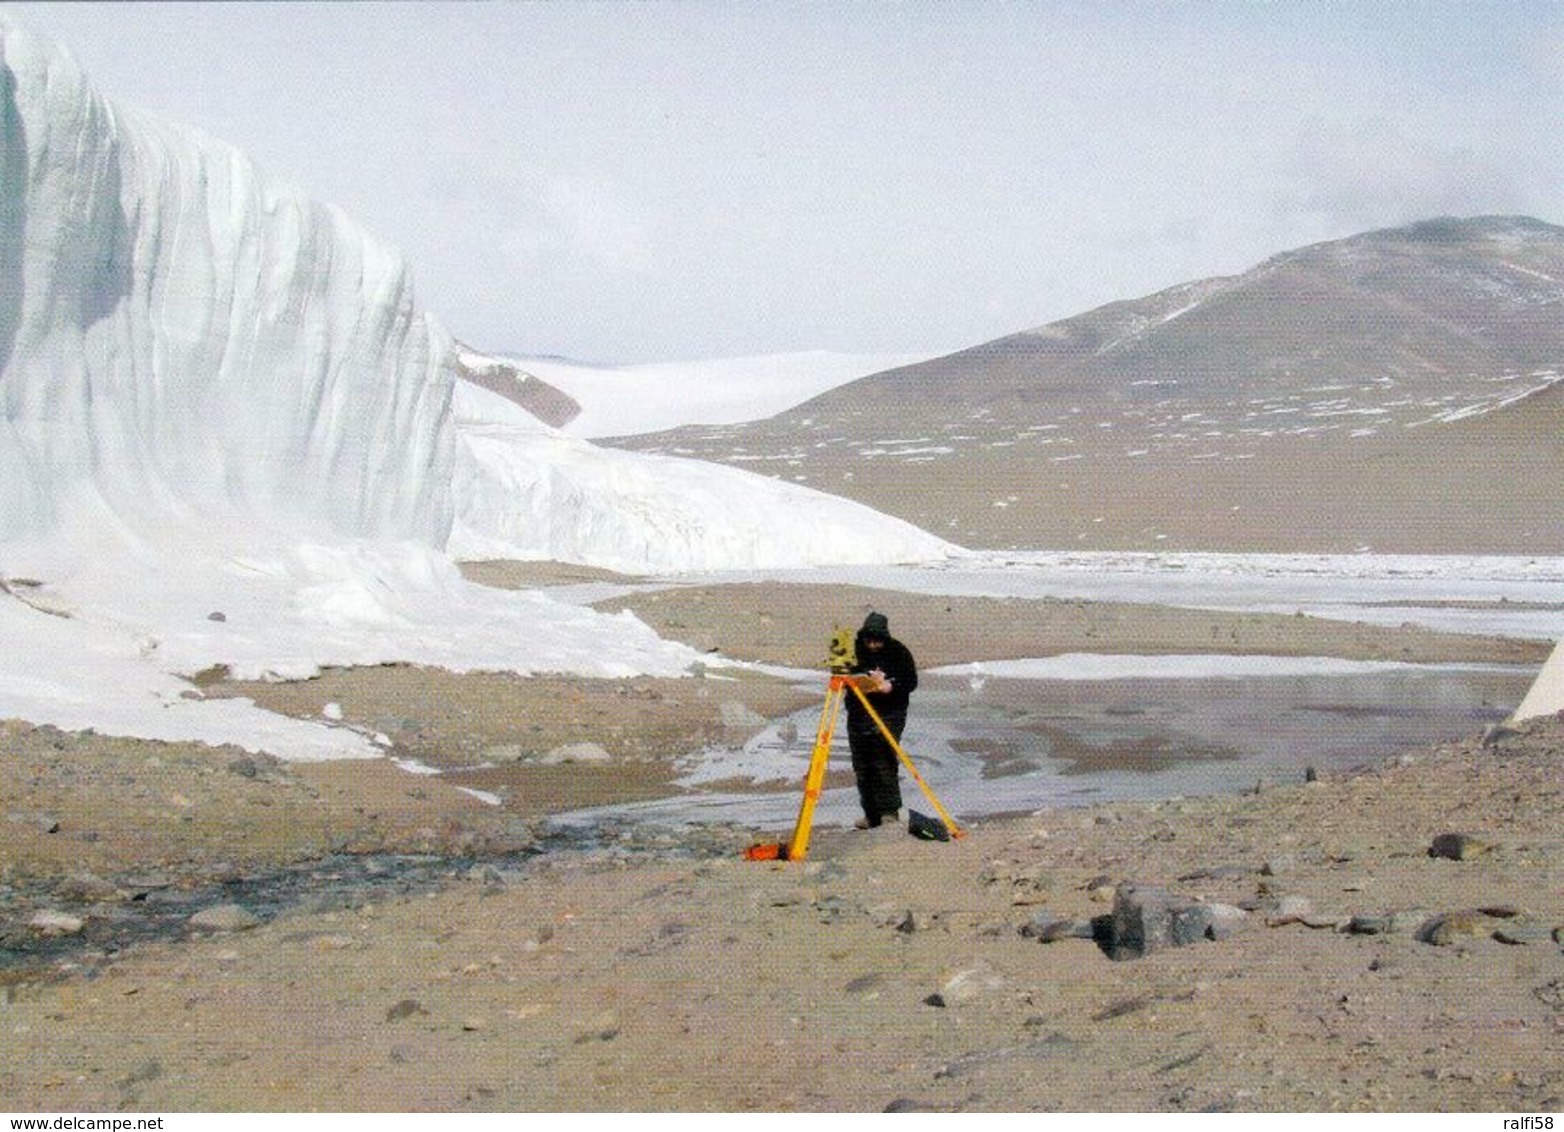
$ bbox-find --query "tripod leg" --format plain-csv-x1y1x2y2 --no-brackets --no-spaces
786,682,844,860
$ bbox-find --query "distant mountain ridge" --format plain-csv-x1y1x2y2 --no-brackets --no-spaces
789,215,1564,413
616,216,1564,554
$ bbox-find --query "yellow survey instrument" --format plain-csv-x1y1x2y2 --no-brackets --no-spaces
825,625,856,672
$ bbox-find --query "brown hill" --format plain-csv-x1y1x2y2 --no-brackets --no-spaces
614,216,1564,554
455,348,581,429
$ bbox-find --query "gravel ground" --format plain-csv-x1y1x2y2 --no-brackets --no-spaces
0,575,1559,1112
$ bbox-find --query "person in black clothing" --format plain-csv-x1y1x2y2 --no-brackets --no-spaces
845,611,917,829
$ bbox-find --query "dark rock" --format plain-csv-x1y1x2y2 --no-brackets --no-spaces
884,1098,943,1112
1347,914,1394,935
386,999,427,1022
1428,832,1495,860
1108,884,1173,958
1105,884,1217,959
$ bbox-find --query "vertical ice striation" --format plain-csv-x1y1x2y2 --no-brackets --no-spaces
0,18,455,547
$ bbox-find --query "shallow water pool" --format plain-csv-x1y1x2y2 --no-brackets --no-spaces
555,663,1533,833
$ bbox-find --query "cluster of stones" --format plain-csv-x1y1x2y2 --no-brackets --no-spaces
1014,830,1563,961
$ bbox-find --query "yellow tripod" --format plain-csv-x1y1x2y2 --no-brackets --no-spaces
746,670,964,862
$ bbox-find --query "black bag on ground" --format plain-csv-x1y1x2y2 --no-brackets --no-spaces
907,810,950,842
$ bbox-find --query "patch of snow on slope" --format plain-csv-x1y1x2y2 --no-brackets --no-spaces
1407,374,1564,426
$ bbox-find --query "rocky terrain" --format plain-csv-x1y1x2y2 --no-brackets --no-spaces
1,578,1559,1112
1,711,1558,1112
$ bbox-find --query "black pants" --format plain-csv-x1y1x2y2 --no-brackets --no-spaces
848,708,905,824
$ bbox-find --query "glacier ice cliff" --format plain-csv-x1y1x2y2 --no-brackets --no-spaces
0,18,455,548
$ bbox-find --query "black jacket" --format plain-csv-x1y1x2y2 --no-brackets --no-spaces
847,630,917,722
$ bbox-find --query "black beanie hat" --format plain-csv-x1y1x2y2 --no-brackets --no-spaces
861,612,890,639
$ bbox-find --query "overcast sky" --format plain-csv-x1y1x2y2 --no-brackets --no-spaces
9,1,1562,363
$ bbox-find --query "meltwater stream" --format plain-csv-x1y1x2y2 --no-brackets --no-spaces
550,662,1533,834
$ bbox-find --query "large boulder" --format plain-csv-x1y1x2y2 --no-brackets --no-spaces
1104,883,1216,960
